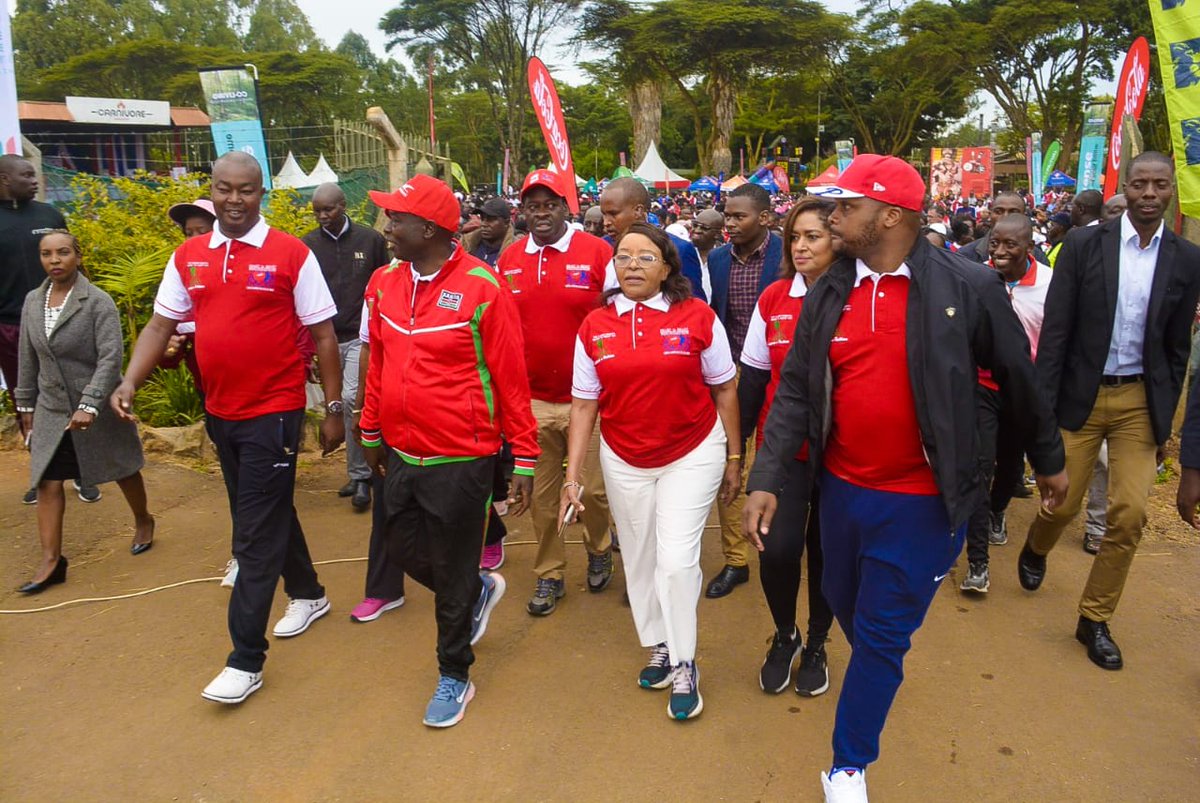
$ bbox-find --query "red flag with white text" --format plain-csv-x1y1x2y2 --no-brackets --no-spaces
527,56,580,214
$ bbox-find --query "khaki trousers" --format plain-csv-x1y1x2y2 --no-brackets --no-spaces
715,470,750,568
531,399,612,581
1026,382,1158,622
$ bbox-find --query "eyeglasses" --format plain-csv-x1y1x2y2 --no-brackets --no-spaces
613,253,662,268
522,200,563,214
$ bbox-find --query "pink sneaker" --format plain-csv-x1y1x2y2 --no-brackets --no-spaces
481,540,505,571
349,597,405,623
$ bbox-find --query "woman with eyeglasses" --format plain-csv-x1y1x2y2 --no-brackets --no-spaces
738,197,837,697
561,221,741,721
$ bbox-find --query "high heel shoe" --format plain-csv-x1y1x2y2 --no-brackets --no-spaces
17,556,68,594
130,517,155,556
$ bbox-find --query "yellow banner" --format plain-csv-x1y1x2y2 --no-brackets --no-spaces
1150,0,1200,217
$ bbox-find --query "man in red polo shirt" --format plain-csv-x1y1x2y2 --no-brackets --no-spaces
495,169,614,616
360,174,538,727
113,152,345,706
744,155,1066,803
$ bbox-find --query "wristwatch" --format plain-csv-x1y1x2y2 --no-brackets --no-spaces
326,400,344,415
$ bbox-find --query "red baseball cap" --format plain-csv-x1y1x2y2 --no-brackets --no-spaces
521,169,567,200
368,174,460,232
811,154,926,211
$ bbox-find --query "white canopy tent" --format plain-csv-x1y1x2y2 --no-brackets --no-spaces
633,141,689,190
306,154,339,185
272,151,310,189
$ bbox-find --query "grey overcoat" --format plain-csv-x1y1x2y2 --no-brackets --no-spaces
15,274,144,486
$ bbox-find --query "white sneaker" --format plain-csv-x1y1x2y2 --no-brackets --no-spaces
272,596,330,638
201,667,262,704
822,769,868,803
220,558,239,589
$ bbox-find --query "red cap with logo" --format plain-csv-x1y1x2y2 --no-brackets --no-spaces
811,154,926,212
368,174,461,232
521,169,567,200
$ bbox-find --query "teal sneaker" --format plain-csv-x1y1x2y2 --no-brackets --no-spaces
668,661,703,720
638,643,674,689
423,675,475,728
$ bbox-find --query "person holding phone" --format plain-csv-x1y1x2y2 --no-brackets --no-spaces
112,152,345,706
562,221,741,721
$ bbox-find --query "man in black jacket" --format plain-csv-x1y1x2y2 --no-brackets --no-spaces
1019,151,1200,671
302,183,390,511
743,155,1066,803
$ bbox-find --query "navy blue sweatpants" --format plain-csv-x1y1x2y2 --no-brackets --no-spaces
819,472,965,769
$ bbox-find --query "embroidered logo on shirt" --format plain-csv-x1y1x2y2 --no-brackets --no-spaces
354,251,365,260
503,269,522,293
246,269,275,291
768,314,794,346
592,332,616,362
661,327,691,355
437,290,464,311
186,261,207,290
831,325,849,343
564,265,591,289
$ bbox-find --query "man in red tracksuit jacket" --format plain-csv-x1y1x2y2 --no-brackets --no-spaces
359,175,539,728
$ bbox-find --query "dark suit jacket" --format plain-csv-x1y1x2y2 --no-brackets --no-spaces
1037,217,1200,444
707,231,784,323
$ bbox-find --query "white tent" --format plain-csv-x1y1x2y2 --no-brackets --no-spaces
306,153,339,185
273,151,310,189
633,141,689,190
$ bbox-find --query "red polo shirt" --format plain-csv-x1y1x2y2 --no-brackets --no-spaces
740,274,809,460
823,261,938,495
573,293,736,468
495,226,610,403
154,218,336,420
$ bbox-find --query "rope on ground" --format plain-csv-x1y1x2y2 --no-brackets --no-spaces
0,542,592,615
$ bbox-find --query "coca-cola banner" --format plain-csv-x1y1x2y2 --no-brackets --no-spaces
1101,37,1150,201
527,57,579,214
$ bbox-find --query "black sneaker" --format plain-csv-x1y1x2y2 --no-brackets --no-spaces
638,643,674,689
526,577,564,616
73,480,101,503
759,628,801,694
987,511,1008,546
794,641,830,697
668,661,703,720
586,548,614,592
22,487,37,505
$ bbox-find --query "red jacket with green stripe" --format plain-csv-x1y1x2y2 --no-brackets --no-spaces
359,244,539,474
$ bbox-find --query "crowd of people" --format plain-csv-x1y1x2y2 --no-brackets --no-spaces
4,147,1200,802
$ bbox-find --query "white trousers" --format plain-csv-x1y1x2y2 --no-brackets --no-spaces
600,418,725,665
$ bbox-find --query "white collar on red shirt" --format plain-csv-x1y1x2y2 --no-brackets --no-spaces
612,291,670,316
788,273,810,298
523,224,575,254
852,258,912,287
208,216,270,249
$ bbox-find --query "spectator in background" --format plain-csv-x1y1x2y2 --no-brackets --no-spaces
582,205,605,238
1044,212,1072,266
462,197,515,267
1102,195,1127,222
599,177,707,301
302,183,390,513
689,208,725,301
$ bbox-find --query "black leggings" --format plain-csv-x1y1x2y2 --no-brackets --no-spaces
966,385,1026,564
758,458,834,643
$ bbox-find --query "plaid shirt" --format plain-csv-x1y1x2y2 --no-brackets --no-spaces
726,234,769,360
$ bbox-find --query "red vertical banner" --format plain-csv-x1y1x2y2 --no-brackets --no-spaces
527,56,579,214
959,147,993,198
1103,37,1151,200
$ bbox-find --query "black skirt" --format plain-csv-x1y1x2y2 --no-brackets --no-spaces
41,432,82,482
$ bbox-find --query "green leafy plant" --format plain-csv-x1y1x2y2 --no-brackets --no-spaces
88,244,176,353
134,367,204,428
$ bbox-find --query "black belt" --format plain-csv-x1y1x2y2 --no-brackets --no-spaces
1100,374,1142,386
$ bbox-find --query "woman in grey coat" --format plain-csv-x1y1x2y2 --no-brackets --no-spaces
14,230,154,593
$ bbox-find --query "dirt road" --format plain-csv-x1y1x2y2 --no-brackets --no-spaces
1,450,1197,801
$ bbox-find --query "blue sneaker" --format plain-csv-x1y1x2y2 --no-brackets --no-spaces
469,571,506,646
422,675,475,728
668,661,703,720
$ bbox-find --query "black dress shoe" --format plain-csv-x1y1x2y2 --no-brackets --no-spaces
1017,542,1046,590
17,556,68,594
1075,616,1123,670
338,480,357,498
705,564,750,598
351,480,371,511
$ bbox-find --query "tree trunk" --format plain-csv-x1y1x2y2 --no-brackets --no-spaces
628,80,662,169
707,71,736,175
